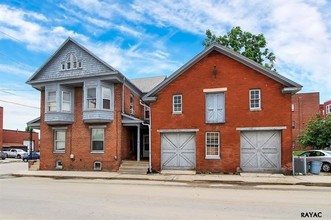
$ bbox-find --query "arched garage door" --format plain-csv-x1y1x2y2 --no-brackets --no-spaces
240,130,281,172
161,132,196,170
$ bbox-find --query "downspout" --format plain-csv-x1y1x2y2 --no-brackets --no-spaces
122,77,125,113
140,100,152,173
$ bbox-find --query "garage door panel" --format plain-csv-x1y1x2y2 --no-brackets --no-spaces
161,132,196,170
240,130,281,172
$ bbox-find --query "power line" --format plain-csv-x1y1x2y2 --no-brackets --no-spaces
0,99,40,109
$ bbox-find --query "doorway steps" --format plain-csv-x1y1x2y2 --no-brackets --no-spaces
118,160,148,175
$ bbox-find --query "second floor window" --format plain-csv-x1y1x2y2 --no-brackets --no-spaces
87,88,97,109
249,89,261,110
62,91,71,112
130,94,134,114
102,87,111,110
173,94,182,114
48,92,57,112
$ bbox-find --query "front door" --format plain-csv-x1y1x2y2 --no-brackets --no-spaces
142,134,149,158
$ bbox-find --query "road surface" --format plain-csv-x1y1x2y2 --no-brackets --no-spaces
0,176,330,220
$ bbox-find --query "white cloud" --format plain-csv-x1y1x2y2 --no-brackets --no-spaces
0,4,89,52
0,64,33,77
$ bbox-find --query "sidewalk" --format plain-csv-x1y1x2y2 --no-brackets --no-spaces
11,170,331,187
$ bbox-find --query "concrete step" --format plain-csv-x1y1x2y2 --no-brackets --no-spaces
119,160,148,175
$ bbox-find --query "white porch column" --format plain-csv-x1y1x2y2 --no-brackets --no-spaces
137,124,140,161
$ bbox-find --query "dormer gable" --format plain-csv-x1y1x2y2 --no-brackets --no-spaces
26,38,118,87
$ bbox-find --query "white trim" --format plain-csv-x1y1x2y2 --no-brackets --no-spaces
172,94,182,114
157,129,199,133
236,126,287,131
249,89,261,111
205,132,220,160
203,88,227,93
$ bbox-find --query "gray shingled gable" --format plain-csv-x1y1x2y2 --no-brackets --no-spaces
26,38,118,84
143,44,302,100
130,75,167,93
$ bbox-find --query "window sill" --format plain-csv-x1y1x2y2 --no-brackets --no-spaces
250,108,262,112
53,151,65,154
172,112,182,115
205,156,220,160
91,151,104,154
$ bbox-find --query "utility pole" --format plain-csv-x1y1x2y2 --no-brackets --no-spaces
29,127,33,158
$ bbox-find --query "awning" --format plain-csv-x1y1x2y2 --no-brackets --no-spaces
26,117,40,129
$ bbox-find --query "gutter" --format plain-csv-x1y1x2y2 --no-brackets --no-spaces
139,100,152,173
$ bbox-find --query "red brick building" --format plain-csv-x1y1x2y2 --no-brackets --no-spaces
0,106,39,152
143,45,302,173
291,93,320,150
27,38,151,171
320,100,331,118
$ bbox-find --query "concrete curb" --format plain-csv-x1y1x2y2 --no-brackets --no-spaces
10,173,331,187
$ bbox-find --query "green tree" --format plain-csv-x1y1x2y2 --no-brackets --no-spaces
202,26,276,71
298,114,331,149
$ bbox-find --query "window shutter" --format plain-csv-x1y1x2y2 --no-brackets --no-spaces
206,93,225,123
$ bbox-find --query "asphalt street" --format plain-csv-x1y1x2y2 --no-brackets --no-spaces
1,176,330,220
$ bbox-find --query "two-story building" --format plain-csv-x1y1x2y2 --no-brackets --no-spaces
143,45,302,173
28,38,302,174
27,38,155,171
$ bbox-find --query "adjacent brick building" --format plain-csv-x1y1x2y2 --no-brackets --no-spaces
143,45,302,173
320,100,331,118
291,93,320,150
0,106,39,152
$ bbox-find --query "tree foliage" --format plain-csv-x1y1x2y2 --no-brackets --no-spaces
202,26,276,71
298,114,331,149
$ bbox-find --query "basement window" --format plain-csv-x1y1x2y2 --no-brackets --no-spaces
94,161,102,171
55,160,63,170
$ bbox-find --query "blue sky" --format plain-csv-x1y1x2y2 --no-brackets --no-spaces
0,0,331,130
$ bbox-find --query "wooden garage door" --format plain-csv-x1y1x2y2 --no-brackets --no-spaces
161,133,196,170
240,131,281,172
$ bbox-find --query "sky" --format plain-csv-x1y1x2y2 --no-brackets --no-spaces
0,0,330,131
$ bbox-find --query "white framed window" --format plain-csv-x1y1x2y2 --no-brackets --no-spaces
61,91,71,112
102,87,111,110
129,94,134,114
326,104,331,114
173,94,182,114
87,88,97,109
94,161,102,170
206,93,225,123
144,106,150,120
205,132,220,159
91,128,104,152
47,91,57,112
53,129,66,152
249,89,261,110
55,160,63,169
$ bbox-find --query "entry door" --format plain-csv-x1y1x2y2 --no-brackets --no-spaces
161,132,196,170
240,131,281,172
142,134,149,158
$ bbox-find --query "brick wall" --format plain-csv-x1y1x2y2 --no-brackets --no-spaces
291,93,320,150
40,86,124,171
150,51,293,173
2,129,39,151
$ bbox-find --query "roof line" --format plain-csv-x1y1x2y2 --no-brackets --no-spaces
144,44,302,99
